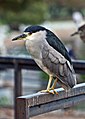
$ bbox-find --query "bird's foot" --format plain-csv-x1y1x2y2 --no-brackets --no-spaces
53,90,58,95
39,89,58,95
49,87,59,95
39,89,55,94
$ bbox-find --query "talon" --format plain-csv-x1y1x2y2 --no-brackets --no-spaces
53,89,59,95
39,89,54,94
49,88,59,95
39,77,58,95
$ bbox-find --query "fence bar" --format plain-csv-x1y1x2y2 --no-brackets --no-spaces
17,83,85,119
16,98,29,119
0,56,85,119
29,94,85,117
0,57,85,73
14,61,22,119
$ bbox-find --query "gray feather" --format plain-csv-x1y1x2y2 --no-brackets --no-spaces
42,45,76,90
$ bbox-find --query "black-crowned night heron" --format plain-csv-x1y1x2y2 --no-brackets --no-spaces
71,24,85,42
12,25,76,94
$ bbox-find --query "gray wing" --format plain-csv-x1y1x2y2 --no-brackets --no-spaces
46,30,72,64
42,45,76,90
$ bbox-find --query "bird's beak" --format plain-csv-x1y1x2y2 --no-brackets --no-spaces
71,31,79,36
12,34,27,41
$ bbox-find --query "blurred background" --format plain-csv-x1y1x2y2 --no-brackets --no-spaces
0,0,85,119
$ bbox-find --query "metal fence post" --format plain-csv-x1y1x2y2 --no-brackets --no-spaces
14,61,22,119
16,98,29,119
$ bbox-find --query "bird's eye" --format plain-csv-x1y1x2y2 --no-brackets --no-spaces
28,32,32,35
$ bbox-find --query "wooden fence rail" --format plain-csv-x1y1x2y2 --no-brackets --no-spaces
16,83,85,119
0,56,85,119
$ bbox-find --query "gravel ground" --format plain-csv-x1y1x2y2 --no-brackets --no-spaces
0,108,85,119
32,110,85,119
0,108,14,119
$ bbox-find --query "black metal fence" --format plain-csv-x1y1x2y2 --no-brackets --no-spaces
0,56,85,119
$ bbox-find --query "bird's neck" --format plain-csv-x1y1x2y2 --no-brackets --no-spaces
25,39,43,59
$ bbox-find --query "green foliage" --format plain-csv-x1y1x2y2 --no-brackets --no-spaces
81,75,85,82
0,0,85,24
41,72,49,81
47,0,85,20
0,0,48,24
0,96,10,106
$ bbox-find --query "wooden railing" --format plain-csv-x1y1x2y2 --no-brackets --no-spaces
16,83,85,119
0,56,85,119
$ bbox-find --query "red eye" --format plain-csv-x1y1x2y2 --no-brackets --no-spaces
28,32,32,35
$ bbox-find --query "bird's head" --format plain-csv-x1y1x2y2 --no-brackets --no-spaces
70,31,79,36
12,25,47,42
71,24,85,39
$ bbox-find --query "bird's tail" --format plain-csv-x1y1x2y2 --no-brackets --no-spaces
57,63,77,91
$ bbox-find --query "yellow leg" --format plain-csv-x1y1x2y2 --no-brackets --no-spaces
39,75,54,94
50,79,58,95
50,79,58,90
47,75,53,90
